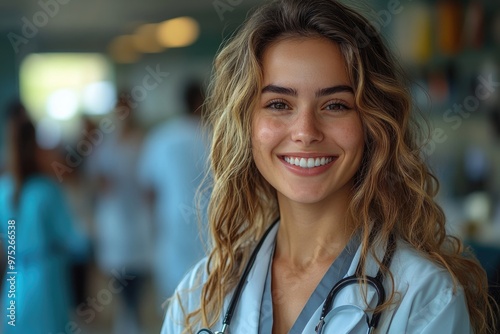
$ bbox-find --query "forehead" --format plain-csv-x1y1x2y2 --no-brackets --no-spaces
260,37,351,89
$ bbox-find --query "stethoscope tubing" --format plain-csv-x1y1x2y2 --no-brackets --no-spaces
316,233,395,333
197,219,280,334
197,221,395,334
315,275,386,334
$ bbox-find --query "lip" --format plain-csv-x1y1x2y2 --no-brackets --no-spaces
278,153,338,176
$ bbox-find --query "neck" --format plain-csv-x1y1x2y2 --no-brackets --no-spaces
274,192,355,268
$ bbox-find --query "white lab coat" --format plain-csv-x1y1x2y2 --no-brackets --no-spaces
161,223,472,333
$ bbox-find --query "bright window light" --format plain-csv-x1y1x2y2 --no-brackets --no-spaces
20,53,116,120
19,53,116,144
47,89,79,120
82,81,116,115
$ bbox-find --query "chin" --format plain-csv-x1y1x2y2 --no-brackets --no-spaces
279,189,328,205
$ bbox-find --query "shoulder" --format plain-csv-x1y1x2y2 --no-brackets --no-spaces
0,173,12,185
174,257,210,298
382,240,472,333
161,257,209,334
147,118,182,140
390,240,462,303
0,174,13,195
23,175,63,198
391,241,453,285
0,175,14,220
141,119,180,157
21,177,71,218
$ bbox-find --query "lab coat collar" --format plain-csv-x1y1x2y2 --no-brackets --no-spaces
228,221,280,334
226,223,388,334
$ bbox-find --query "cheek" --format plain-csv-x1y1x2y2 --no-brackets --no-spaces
251,116,285,151
334,118,365,154
345,127,365,151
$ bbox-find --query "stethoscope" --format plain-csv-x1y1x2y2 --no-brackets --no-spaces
198,220,395,334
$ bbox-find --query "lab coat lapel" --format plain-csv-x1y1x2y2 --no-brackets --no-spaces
229,222,279,334
301,243,384,334
324,243,381,310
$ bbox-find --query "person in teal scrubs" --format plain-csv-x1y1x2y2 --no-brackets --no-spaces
0,105,88,333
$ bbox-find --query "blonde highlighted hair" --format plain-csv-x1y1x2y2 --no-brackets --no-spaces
181,0,496,332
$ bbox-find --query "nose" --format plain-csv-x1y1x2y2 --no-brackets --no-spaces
290,108,324,145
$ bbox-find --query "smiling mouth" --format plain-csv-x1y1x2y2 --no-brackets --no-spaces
282,156,336,168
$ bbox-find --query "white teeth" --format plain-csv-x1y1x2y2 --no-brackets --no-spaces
283,156,334,168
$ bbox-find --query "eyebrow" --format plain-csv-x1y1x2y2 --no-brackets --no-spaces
315,85,354,97
261,85,298,96
261,84,354,97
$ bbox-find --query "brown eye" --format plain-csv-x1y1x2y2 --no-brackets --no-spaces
270,102,287,109
325,102,350,111
266,99,290,110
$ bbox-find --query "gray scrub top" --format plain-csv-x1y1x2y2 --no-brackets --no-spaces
259,234,360,334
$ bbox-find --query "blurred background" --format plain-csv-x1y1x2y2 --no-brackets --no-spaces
0,0,499,333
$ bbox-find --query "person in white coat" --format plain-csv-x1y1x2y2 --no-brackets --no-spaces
161,0,497,333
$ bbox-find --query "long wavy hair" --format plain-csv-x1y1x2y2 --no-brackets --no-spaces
5,102,40,206
182,0,496,332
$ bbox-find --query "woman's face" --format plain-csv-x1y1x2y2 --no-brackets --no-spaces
251,37,364,206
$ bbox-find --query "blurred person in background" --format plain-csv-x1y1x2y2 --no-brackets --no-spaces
0,101,89,333
138,80,210,310
89,93,152,334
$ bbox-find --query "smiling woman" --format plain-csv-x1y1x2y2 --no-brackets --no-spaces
252,38,364,209
160,0,497,333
